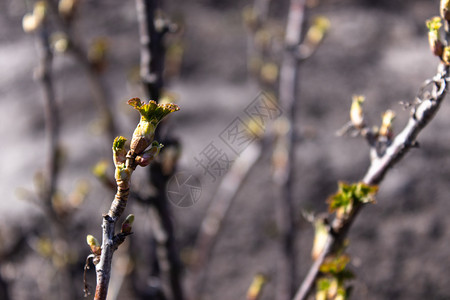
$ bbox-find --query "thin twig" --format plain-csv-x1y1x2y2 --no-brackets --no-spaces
45,0,118,142
135,1,184,299
273,0,306,299
293,65,449,300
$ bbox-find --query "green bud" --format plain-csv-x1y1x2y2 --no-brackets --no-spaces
128,98,178,154
127,98,179,125
135,141,163,167
112,136,127,166
86,234,101,255
426,17,444,57
121,214,135,234
443,46,450,65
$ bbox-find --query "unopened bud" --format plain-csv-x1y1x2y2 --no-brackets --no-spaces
121,214,135,234
59,0,78,19
379,110,395,139
51,32,69,53
86,235,101,255
22,14,38,33
350,95,365,129
112,136,127,166
426,17,443,57
135,141,163,167
305,16,330,46
246,274,267,300
33,1,47,24
312,218,329,261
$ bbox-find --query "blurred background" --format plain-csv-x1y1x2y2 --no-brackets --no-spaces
1,0,450,299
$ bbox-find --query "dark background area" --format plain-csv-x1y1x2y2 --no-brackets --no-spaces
1,0,450,299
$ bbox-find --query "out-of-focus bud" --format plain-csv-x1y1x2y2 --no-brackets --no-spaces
51,32,69,53
426,17,443,57
127,98,179,154
312,217,329,261
254,29,272,50
121,214,135,234
135,141,163,167
22,1,47,33
304,16,330,46
22,14,38,33
68,180,90,208
350,95,365,129
112,136,127,166
33,1,47,24
260,62,278,85
88,38,109,73
242,6,258,31
246,273,267,300
443,46,450,65
36,237,53,258
59,0,78,20
379,110,395,139
441,0,450,21
92,160,109,180
86,235,101,255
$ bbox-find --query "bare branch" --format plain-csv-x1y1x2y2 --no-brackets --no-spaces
273,0,306,299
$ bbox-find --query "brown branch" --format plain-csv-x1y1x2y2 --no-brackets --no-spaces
293,65,449,300
273,0,306,299
28,7,79,299
136,0,168,101
33,9,60,219
135,1,184,299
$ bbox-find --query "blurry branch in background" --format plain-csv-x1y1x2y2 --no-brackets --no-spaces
0,272,10,300
272,1,329,299
272,1,307,299
86,99,179,300
44,0,118,142
22,2,90,299
189,139,263,299
187,1,329,299
134,1,185,299
294,3,450,299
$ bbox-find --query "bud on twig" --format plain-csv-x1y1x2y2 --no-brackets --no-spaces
135,141,163,167
112,136,127,166
86,235,101,255
426,17,443,57
311,217,329,261
120,214,135,234
127,98,179,154
379,110,395,139
350,95,365,129
22,1,47,33
246,273,267,300
443,46,450,65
